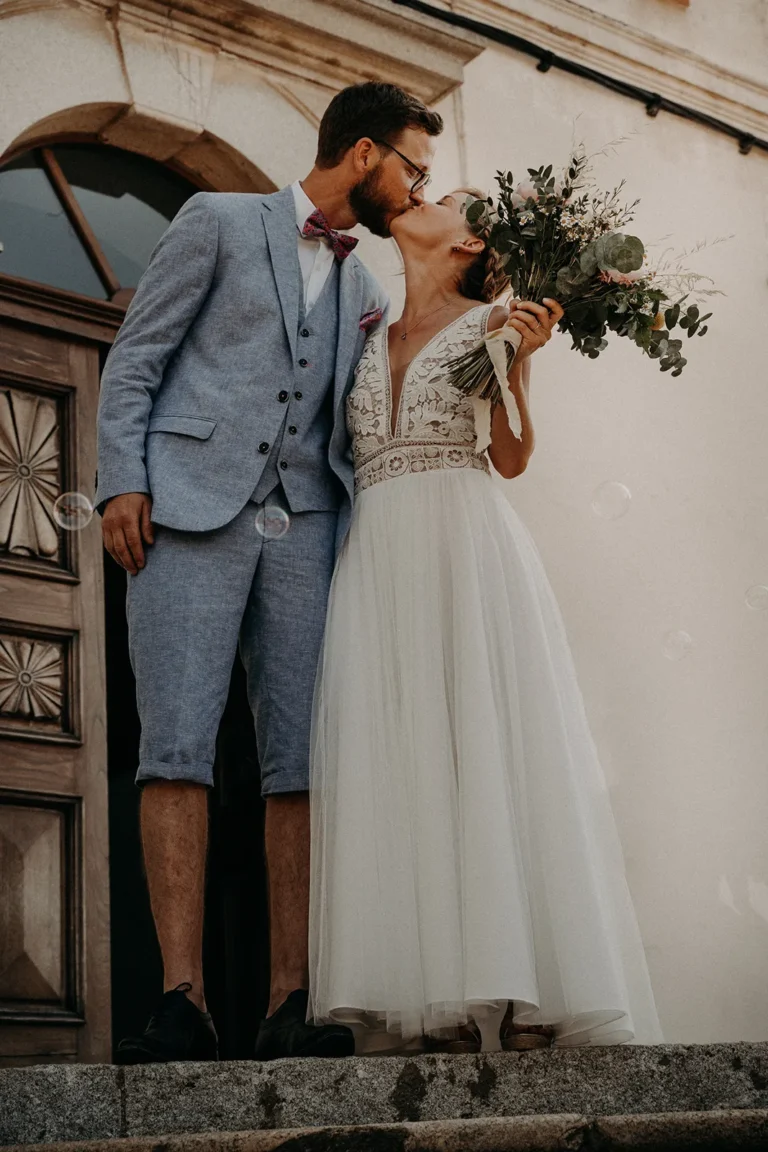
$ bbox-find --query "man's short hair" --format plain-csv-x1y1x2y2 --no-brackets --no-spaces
316,82,443,168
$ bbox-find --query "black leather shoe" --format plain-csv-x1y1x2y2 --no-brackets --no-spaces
254,989,354,1059
116,982,218,1064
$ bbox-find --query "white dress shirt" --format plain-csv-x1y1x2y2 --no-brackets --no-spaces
292,180,337,314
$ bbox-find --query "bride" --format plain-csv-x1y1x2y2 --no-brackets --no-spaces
308,189,663,1054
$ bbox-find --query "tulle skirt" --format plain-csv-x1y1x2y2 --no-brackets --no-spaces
309,468,663,1051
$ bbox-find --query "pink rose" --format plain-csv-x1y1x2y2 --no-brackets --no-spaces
599,267,645,287
511,181,539,207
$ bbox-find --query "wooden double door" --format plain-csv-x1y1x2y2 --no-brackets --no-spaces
0,276,270,1064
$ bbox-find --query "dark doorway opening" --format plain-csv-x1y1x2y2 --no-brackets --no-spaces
104,550,270,1060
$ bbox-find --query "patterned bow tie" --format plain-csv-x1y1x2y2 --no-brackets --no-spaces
302,209,358,261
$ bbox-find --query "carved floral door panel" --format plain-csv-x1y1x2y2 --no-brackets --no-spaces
0,290,111,1064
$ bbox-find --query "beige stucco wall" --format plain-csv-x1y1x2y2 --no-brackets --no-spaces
1,0,766,1046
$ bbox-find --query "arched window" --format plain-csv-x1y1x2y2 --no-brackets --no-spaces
0,144,199,304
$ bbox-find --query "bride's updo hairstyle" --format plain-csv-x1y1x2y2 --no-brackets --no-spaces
455,186,511,304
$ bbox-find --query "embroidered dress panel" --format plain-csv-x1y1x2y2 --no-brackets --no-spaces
347,304,495,494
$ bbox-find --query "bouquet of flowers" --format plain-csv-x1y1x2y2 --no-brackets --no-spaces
450,149,716,415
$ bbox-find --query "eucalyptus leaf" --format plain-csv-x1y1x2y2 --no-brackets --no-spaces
465,200,486,225
579,244,598,276
596,233,644,273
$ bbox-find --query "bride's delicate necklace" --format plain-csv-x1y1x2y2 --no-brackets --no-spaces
398,301,453,340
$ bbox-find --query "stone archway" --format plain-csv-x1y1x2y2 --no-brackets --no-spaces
4,103,277,195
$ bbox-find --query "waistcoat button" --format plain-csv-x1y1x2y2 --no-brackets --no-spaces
294,391,303,400
278,390,289,402
288,426,297,435
301,328,310,338
259,442,269,454
280,461,288,470
298,358,308,367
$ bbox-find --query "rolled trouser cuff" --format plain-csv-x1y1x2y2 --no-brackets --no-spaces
260,768,309,796
136,759,214,788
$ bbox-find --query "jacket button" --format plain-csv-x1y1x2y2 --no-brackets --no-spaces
294,391,303,400
298,358,308,367
259,442,270,454
280,461,288,470
301,328,310,338
278,390,289,402
288,426,297,435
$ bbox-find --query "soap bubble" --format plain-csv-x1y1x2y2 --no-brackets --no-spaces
745,585,768,611
591,481,631,520
662,630,693,661
255,505,290,540
53,492,93,531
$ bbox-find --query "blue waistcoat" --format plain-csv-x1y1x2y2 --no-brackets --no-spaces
251,258,341,509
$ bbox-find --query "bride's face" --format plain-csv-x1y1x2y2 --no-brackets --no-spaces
391,192,484,261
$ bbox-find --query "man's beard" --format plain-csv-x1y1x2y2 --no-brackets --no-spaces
348,168,401,238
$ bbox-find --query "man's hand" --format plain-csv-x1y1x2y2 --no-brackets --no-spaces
103,493,155,575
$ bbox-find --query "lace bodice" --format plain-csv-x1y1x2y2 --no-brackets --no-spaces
347,303,495,493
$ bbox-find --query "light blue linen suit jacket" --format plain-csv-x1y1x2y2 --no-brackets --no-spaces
95,187,387,547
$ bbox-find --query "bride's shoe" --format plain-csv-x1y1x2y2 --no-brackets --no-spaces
425,1004,508,1054
499,1002,555,1051
425,1021,482,1054
475,1003,506,1053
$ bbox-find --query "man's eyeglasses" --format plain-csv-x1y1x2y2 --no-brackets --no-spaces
372,140,432,194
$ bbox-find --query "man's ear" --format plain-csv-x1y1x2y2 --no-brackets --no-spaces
352,137,378,173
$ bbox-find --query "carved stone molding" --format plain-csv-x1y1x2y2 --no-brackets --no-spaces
83,0,482,104
15,0,483,104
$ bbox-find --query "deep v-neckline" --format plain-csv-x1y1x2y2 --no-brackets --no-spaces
384,305,487,440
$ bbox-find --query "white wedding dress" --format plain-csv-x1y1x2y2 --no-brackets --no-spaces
308,303,663,1052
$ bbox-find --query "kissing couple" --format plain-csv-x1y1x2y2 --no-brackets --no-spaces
97,81,663,1063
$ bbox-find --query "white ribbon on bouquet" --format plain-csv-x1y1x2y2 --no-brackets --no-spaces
471,319,524,454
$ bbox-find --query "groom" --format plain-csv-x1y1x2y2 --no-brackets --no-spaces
96,81,442,1062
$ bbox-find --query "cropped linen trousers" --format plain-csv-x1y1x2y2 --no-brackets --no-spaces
126,489,338,795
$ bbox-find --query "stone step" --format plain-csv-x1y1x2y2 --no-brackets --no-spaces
4,1112,768,1152
2,1043,768,1147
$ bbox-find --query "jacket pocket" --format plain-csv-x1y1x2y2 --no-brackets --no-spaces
147,415,217,439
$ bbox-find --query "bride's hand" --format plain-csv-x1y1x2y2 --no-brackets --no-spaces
506,298,563,360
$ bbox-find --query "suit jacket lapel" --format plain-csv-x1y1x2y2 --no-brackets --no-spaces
333,256,364,409
262,188,301,361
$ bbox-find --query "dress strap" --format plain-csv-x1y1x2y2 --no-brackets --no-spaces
463,302,497,339
480,301,498,333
